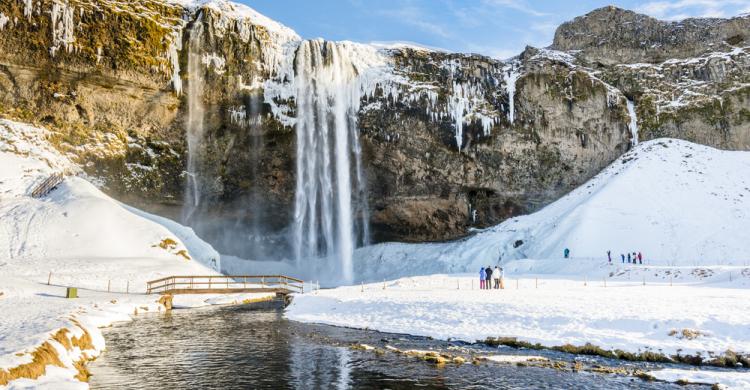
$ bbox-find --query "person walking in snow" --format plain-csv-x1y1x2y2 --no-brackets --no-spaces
633,252,637,265
564,248,570,259
485,266,493,291
607,250,612,263
493,266,501,289
479,267,486,290
499,267,505,289
627,253,631,263
638,252,643,265
621,253,625,263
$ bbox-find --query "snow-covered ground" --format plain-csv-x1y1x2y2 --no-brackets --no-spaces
287,270,750,388
0,119,272,388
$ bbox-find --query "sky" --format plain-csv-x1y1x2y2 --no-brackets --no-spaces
244,0,750,59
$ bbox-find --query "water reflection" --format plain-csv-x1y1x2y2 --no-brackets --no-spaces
89,304,702,390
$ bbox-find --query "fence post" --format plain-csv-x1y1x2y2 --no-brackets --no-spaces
262,277,265,287
457,279,460,290
244,277,247,288
383,279,386,290
361,282,364,293
516,279,519,289
126,280,130,294
108,280,111,293
584,276,587,287
535,278,538,289
47,271,52,286
209,276,212,290
670,275,672,287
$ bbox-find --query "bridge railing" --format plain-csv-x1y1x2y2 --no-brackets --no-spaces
30,172,65,198
146,275,304,295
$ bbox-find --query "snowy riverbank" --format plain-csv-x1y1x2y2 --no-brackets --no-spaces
286,265,750,388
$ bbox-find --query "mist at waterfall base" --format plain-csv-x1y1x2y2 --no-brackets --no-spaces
182,35,370,286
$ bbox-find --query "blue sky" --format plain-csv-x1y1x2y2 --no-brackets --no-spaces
244,0,750,59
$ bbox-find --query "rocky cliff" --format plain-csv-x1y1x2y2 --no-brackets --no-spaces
0,1,746,259
553,6,750,150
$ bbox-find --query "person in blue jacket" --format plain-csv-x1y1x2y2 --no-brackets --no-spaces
479,267,486,290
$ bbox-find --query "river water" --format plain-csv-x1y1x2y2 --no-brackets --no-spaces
89,303,704,389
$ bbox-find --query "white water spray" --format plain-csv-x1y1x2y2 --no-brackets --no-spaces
291,40,370,284
626,99,639,146
182,18,206,224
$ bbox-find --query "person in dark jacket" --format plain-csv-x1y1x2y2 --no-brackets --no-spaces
621,253,625,263
627,253,631,263
607,250,612,263
638,252,643,264
632,252,637,265
485,266,493,290
564,248,570,259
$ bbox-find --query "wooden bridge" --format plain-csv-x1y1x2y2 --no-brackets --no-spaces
146,275,304,296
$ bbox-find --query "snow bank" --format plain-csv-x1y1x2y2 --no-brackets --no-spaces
287,273,750,361
352,139,750,283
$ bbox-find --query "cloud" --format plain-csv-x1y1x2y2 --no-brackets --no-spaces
480,0,549,17
379,6,452,39
637,0,750,20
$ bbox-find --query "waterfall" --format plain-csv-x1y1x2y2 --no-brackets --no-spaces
248,94,267,259
291,40,370,284
626,99,639,146
182,18,206,224
505,67,520,125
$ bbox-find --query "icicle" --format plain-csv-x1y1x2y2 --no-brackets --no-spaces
50,1,75,57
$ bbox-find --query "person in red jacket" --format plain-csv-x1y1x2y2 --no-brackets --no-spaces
638,252,643,264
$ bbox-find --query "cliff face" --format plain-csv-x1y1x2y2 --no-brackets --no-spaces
0,1,746,258
553,6,750,65
553,6,750,151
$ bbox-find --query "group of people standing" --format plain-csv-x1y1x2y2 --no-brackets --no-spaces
479,266,504,290
607,250,644,264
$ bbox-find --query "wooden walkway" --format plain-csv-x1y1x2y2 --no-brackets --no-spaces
146,275,304,296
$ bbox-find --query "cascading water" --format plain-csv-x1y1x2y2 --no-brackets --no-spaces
505,66,520,125
182,18,206,225
291,40,370,284
626,99,639,146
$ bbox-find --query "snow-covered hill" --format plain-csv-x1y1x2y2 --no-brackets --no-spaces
353,138,750,282
0,118,220,279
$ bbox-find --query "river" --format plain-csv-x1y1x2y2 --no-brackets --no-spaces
89,303,705,389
